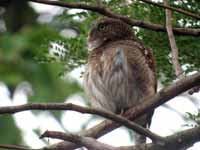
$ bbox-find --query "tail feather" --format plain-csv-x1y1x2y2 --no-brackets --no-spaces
134,133,146,145
133,111,154,145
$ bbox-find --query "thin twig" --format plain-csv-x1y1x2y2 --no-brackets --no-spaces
29,0,200,36
138,0,200,20
164,0,183,77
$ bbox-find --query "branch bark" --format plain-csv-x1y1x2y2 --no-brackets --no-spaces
0,144,36,150
120,126,200,150
0,103,163,143
1,125,200,150
29,0,200,36
41,131,114,150
139,0,200,20
164,0,183,77
40,126,200,150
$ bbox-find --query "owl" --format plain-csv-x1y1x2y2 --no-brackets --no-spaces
83,18,157,144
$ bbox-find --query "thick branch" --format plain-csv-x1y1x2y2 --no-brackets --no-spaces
139,0,200,20
121,126,200,150
124,72,200,119
164,0,183,77
29,0,200,36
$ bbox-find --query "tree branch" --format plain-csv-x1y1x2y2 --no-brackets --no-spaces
0,144,39,150
1,72,200,150
138,0,200,20
29,0,200,36
0,103,164,143
2,125,200,150
40,131,114,150
164,0,183,77
40,125,200,150
123,72,200,119
46,72,200,150
163,0,200,94
120,126,200,150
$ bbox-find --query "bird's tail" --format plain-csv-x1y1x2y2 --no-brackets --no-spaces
133,132,147,145
132,111,154,145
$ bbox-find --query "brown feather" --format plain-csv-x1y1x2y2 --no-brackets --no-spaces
83,18,157,144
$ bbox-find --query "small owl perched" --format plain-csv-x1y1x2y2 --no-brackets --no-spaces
83,18,156,144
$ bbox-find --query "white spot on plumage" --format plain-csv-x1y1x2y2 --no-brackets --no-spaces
114,48,128,74
144,49,148,55
115,48,124,65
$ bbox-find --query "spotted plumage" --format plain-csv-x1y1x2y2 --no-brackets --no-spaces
83,18,156,144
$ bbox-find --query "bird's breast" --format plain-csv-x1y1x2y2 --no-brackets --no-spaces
84,40,155,113
84,47,136,113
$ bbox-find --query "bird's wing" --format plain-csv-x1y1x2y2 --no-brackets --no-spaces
113,40,157,92
133,40,157,92
128,40,157,128
111,40,156,127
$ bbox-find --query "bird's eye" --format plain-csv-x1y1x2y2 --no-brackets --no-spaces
98,24,106,31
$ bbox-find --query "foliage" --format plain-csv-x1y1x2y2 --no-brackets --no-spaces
0,116,22,144
186,111,200,125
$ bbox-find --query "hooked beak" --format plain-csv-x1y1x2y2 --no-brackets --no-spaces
87,36,104,51
87,40,101,51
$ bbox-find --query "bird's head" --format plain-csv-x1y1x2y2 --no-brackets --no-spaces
87,18,134,51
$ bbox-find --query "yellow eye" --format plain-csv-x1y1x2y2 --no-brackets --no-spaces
98,24,106,31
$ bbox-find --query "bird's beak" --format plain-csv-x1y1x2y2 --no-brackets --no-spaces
87,35,103,51
87,41,98,51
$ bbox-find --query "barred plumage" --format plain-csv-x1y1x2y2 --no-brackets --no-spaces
83,18,156,144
